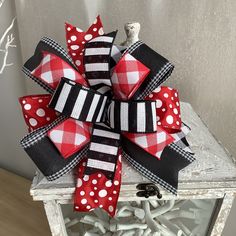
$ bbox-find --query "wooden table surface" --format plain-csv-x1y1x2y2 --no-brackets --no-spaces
0,168,51,236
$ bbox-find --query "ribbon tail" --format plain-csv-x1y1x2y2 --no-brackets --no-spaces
84,124,121,180
74,154,122,217
171,123,194,155
122,137,195,195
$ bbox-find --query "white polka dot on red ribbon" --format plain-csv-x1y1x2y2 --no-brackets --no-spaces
146,86,182,132
74,155,122,217
65,15,104,74
19,95,58,132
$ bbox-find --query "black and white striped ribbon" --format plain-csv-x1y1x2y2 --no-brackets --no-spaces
49,78,157,133
85,124,120,179
84,31,117,87
108,100,157,133
49,78,108,123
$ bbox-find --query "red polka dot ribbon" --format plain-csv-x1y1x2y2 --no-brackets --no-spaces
19,15,194,218
65,15,104,74
19,95,58,132
74,155,122,217
148,86,181,133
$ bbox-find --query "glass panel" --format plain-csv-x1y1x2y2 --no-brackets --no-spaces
61,198,218,236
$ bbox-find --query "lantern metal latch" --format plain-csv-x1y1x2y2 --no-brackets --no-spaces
136,183,162,199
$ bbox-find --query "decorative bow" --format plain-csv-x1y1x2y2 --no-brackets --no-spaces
19,16,195,217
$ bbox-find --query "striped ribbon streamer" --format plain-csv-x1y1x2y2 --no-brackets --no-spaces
84,31,117,88
85,124,121,179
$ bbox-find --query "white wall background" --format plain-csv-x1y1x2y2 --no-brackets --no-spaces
0,0,35,178
0,0,236,234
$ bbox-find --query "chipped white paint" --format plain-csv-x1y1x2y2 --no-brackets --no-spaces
30,102,236,235
43,200,68,236
210,193,235,236
30,103,236,197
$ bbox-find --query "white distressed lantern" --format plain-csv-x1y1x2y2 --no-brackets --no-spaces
30,102,236,236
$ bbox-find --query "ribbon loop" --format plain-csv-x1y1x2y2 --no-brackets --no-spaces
85,124,121,179
108,100,157,133
84,31,118,88
49,78,108,123
19,26,195,217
